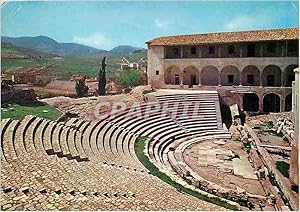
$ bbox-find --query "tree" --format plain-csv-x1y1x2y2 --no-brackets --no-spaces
117,69,142,89
98,57,107,95
75,78,89,97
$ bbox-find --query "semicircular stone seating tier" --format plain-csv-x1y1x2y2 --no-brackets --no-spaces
1,117,226,210
1,91,231,210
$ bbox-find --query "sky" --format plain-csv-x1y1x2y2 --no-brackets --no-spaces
1,1,299,50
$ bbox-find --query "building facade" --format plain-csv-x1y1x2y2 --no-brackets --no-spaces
290,68,299,185
146,28,299,113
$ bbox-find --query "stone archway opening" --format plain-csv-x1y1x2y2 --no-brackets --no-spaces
183,65,199,87
262,65,281,87
242,65,260,86
243,93,259,112
201,66,218,86
165,66,181,85
285,94,292,112
220,65,240,86
263,93,280,113
285,65,298,87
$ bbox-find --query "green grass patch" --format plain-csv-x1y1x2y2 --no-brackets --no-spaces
1,101,62,121
276,161,290,178
134,136,238,210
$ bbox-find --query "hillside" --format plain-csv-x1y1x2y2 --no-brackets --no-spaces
2,36,145,58
1,45,147,79
110,45,140,55
2,36,106,57
1,35,147,79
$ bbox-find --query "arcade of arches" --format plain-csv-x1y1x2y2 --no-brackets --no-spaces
165,64,298,87
164,64,297,113
241,92,292,113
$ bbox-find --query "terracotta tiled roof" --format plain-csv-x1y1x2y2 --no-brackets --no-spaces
146,28,299,46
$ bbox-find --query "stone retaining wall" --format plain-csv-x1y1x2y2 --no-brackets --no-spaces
1,88,37,104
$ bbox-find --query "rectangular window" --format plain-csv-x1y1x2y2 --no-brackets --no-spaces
228,75,234,84
287,41,299,56
174,48,179,55
209,46,215,54
228,45,235,54
156,70,159,75
175,74,180,85
267,42,276,53
191,47,196,55
247,75,254,85
247,44,255,57
267,75,274,86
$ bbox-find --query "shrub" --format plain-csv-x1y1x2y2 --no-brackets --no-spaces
117,69,142,89
291,184,299,193
265,121,274,129
276,161,290,178
75,79,89,97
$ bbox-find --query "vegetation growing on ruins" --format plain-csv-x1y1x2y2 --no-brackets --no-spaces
135,136,239,210
1,102,62,120
291,184,299,193
276,161,290,178
117,69,142,89
269,173,292,209
265,121,274,129
142,88,155,94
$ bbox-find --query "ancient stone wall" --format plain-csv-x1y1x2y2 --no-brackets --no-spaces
1,88,37,104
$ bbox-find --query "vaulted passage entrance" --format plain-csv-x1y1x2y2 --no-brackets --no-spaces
220,66,240,86
284,65,298,87
183,65,199,87
285,94,292,112
243,93,259,112
242,65,260,86
262,65,281,87
201,66,218,86
263,93,280,112
165,65,181,85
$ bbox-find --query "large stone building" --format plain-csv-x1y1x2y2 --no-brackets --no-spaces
146,28,299,113
290,67,299,185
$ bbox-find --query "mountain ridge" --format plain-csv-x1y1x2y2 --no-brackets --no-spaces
1,36,145,57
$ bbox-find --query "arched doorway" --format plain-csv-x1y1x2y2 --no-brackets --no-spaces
165,65,181,85
201,65,218,86
242,65,260,86
243,93,259,112
220,104,232,129
284,65,298,87
285,94,292,111
262,65,281,87
263,93,280,112
220,65,240,86
183,65,199,87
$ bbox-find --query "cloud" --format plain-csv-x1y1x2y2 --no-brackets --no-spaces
224,14,270,31
73,32,112,50
154,18,171,29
